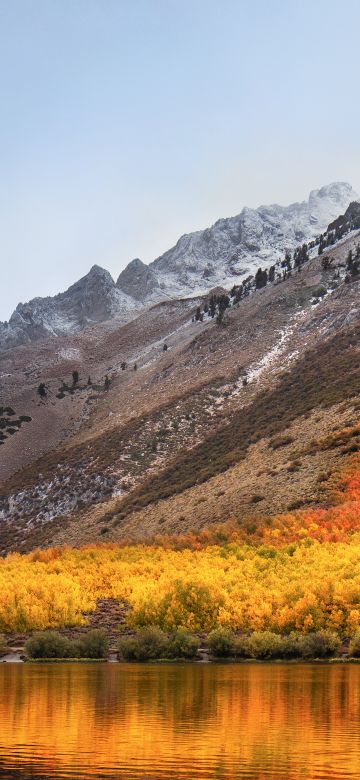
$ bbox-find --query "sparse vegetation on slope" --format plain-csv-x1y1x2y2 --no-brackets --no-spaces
1,227,359,554
0,406,32,446
103,323,360,527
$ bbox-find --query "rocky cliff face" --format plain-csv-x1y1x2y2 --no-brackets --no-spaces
1,182,358,352
328,200,360,233
131,182,359,299
0,265,136,351
116,258,161,302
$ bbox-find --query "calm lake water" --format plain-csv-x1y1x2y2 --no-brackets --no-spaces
0,662,360,779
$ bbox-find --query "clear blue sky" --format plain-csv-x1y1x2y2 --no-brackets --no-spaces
1,0,359,319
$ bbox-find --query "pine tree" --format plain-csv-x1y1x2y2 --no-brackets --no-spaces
37,383,47,398
209,295,216,318
255,268,267,289
347,250,353,273
268,265,275,283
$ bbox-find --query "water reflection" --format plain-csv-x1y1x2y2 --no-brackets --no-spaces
0,663,360,778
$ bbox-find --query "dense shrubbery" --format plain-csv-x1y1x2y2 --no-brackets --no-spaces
78,630,109,658
25,631,72,659
168,627,200,658
25,630,108,659
118,627,199,661
348,632,360,657
0,635,7,656
244,631,291,660
2,454,360,640
208,628,235,657
299,630,341,659
23,627,347,662
118,627,168,661
207,630,342,660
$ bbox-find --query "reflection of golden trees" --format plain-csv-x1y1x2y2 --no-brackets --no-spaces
1,664,360,778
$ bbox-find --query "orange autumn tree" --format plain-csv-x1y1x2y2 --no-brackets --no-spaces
1,452,360,635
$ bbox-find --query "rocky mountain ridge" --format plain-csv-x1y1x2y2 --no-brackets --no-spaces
144,182,359,297
0,265,136,352
1,182,358,353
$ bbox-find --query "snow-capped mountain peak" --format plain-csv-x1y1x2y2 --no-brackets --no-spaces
1,182,358,352
117,181,357,300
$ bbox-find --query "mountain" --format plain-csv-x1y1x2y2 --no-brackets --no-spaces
1,178,360,680
116,258,161,302
0,182,358,354
118,181,359,298
0,265,136,352
1,204,360,553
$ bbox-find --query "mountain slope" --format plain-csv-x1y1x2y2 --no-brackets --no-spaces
1,220,359,553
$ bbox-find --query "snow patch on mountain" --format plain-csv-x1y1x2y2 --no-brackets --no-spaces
130,182,358,300
1,182,358,352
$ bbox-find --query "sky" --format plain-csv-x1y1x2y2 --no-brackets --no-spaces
0,0,359,320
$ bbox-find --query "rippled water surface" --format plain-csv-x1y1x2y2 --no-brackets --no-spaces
1,663,360,779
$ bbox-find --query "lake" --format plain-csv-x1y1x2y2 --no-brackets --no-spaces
0,662,360,779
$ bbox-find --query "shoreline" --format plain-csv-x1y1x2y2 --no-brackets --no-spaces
3,654,360,665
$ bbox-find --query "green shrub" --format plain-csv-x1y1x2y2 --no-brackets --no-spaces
244,631,284,659
118,627,199,661
117,636,138,660
239,631,302,660
299,631,341,659
168,628,200,658
348,632,360,657
77,630,109,659
232,635,249,658
25,631,75,659
207,628,235,657
0,635,7,656
118,627,168,661
278,633,303,658
25,629,109,659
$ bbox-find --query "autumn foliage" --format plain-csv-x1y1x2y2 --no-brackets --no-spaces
1,453,360,636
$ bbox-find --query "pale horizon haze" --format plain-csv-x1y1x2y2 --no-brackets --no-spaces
1,0,359,319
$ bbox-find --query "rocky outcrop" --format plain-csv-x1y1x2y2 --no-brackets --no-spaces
327,200,360,233
0,265,136,352
116,258,160,302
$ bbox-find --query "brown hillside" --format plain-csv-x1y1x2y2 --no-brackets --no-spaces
1,232,359,553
